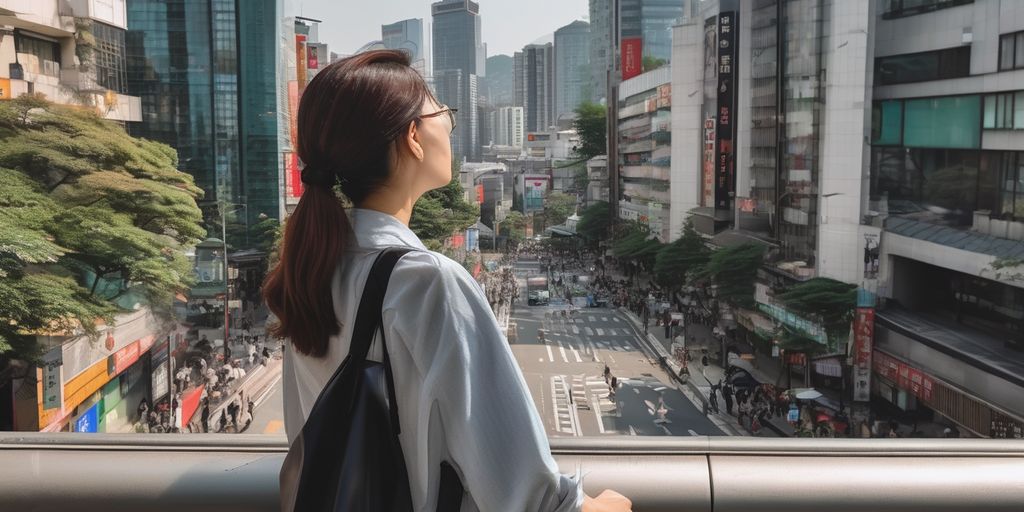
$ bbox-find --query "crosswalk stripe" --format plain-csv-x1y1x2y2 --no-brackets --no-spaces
585,327,594,336
557,339,569,363
546,344,554,362
596,328,605,336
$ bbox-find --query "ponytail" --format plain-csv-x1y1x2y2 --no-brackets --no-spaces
263,184,348,357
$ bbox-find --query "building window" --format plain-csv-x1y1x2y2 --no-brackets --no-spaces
16,33,60,77
882,0,973,19
998,31,1024,71
874,46,970,86
983,93,1014,130
903,95,981,149
872,100,904,145
91,22,127,93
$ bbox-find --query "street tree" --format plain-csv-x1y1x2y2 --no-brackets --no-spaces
0,97,204,362
696,243,765,309
653,220,710,294
499,211,528,242
576,201,610,246
542,191,577,229
410,163,478,247
778,277,857,351
571,102,607,163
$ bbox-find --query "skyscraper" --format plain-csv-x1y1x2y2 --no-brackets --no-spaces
554,20,591,119
432,0,485,162
619,0,690,65
382,18,427,77
515,43,555,132
589,0,613,103
127,0,283,237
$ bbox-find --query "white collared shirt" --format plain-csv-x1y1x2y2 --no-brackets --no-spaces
283,208,583,512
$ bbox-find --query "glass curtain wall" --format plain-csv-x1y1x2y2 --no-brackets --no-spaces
744,0,779,235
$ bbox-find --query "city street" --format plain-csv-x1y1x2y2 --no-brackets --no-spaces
508,260,722,437
245,379,285,435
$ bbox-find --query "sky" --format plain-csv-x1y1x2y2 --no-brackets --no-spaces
286,0,590,58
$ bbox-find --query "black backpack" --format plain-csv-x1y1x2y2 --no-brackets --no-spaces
280,248,464,511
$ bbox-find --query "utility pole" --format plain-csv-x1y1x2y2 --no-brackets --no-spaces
221,201,229,363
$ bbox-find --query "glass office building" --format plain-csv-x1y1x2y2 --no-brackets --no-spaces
126,0,282,241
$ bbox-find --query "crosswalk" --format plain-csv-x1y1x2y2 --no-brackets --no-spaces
538,332,639,363
550,374,617,436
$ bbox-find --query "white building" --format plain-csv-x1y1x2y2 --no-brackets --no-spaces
492,106,524,147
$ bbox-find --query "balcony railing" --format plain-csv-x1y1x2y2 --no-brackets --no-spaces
1,434,1021,512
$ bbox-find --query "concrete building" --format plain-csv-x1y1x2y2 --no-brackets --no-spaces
432,0,485,162
554,20,591,119
515,42,555,132
0,0,140,122
589,0,613,104
382,18,427,78
586,155,610,206
666,0,1024,437
525,128,578,161
491,106,525,147
617,66,672,240
619,0,691,66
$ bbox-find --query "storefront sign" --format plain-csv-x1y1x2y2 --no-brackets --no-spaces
295,33,308,92
703,116,716,207
41,348,63,411
852,307,874,402
715,11,739,210
75,402,99,433
151,360,169,402
109,340,140,377
621,37,642,80
0,78,11,100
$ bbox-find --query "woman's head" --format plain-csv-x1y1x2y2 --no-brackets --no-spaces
264,50,452,357
297,49,452,203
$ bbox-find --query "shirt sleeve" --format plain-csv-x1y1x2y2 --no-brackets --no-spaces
385,252,583,512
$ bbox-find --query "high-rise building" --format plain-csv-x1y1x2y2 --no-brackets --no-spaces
589,0,613,103
617,66,672,240
492,106,525,147
0,0,141,122
554,20,591,119
515,43,555,132
127,0,283,236
619,0,691,67
382,18,427,78
432,0,485,162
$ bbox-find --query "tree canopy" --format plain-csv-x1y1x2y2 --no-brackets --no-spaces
571,102,607,163
697,243,765,309
0,95,205,361
542,191,577,228
576,201,610,244
653,221,710,291
778,277,857,348
499,211,528,241
409,164,478,247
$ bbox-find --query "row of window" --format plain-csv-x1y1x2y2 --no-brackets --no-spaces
998,31,1024,72
883,0,974,20
983,92,1024,130
871,95,982,149
876,29,1024,87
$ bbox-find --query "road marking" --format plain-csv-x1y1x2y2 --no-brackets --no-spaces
596,328,605,336
602,316,609,322
539,358,545,362
546,344,554,362
688,429,700,436
557,340,569,363
568,340,583,363
572,325,580,335
587,340,601,362
263,420,284,434
628,425,637,436
585,327,594,336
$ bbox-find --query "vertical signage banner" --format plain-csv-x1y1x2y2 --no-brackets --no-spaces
41,348,63,411
75,402,99,433
621,37,642,80
703,116,716,207
715,11,738,210
852,307,874,402
296,34,308,92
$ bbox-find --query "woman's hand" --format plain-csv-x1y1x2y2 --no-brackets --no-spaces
582,489,632,512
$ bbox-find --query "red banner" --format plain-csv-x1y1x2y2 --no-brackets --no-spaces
287,152,302,198
873,350,899,381
621,37,642,80
476,184,484,203
853,308,874,368
109,340,140,376
180,385,205,426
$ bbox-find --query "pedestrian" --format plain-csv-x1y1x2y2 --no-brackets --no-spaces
603,364,611,384
708,387,720,414
228,400,239,427
217,411,228,433
200,398,210,433
722,383,734,415
137,398,149,423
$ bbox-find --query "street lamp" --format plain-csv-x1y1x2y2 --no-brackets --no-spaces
218,200,247,362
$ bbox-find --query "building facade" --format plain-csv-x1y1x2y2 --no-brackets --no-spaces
432,0,484,162
492,105,525,147
589,0,613,104
554,20,591,119
126,0,283,239
382,18,427,78
515,42,555,132
617,66,671,240
0,0,141,122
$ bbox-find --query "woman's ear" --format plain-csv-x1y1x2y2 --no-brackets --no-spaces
404,120,424,161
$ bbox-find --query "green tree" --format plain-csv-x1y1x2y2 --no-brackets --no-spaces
571,102,607,163
653,221,710,293
410,164,478,246
542,191,577,229
576,201,610,245
0,96,204,361
499,211,528,242
642,56,666,72
697,243,765,309
612,222,662,272
778,277,857,350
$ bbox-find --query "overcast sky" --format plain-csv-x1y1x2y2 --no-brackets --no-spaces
286,0,590,58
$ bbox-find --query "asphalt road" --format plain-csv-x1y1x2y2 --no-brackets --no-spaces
508,260,723,437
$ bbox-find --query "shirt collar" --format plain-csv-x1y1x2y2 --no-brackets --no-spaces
348,208,428,251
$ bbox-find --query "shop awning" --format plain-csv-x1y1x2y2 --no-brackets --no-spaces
813,357,843,378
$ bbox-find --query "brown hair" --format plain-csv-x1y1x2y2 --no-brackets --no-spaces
262,50,432,357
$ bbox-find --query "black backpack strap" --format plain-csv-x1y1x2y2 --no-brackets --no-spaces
347,247,411,365
437,460,464,511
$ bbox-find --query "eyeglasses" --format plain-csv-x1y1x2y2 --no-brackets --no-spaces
419,105,458,133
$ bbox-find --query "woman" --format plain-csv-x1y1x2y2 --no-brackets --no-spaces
263,50,631,512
